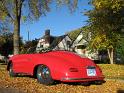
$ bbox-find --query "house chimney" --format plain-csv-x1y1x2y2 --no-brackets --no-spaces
44,29,50,44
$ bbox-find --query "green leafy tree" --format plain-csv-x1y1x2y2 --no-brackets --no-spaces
0,28,24,57
115,36,124,64
85,0,124,64
0,0,78,55
0,30,13,57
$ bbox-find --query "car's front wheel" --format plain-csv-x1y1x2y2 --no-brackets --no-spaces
9,63,17,77
36,65,54,85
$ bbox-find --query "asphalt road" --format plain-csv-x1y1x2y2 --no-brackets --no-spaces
0,88,24,93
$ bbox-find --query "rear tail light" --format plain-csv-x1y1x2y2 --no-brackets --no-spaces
69,68,78,72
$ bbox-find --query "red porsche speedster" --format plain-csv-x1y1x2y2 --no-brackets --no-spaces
7,50,105,85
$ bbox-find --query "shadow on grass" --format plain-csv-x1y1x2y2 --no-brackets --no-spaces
59,80,106,86
117,90,124,93
105,76,124,80
16,74,34,79
0,62,7,65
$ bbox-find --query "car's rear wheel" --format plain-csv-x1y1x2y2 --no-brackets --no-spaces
9,63,17,77
36,65,54,85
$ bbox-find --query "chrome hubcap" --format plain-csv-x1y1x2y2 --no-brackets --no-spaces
38,67,50,79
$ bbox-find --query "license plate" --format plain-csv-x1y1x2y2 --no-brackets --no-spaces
87,69,96,76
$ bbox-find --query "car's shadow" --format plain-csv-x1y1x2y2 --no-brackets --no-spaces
15,75,105,86
61,81,105,86
16,74,34,78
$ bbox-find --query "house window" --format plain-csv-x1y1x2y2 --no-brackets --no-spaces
40,45,43,48
67,41,71,48
77,45,86,49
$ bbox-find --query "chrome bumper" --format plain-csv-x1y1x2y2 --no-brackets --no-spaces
61,77,105,81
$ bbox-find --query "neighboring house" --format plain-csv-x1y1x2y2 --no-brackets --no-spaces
71,30,98,60
71,30,88,56
36,29,98,60
53,35,72,51
0,55,4,61
36,29,72,52
0,54,5,62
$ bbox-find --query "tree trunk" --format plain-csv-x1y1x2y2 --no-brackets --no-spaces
107,48,114,64
13,19,20,55
13,0,22,55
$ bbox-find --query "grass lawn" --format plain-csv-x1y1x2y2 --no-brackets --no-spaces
98,64,124,80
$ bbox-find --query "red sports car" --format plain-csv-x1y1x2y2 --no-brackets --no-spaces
7,50,105,85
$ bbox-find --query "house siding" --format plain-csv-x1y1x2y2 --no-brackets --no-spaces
54,36,72,51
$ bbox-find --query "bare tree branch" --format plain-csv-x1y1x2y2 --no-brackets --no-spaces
1,0,14,21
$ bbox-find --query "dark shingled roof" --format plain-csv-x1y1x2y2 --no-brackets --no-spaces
50,35,67,49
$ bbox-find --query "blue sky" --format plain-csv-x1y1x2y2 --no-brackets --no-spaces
20,0,92,41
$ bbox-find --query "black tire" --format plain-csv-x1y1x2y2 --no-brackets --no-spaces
36,65,54,85
9,63,17,77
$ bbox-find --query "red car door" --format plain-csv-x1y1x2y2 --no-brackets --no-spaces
14,54,34,74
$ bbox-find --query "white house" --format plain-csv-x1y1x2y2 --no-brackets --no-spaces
36,37,50,52
71,30,98,60
0,54,5,61
36,29,98,60
36,30,72,52
53,35,72,51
